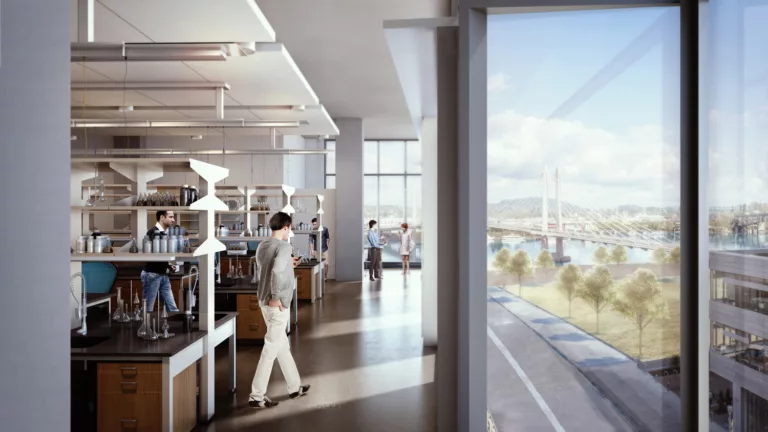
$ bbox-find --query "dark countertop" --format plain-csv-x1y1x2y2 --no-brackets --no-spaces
296,259,324,269
71,312,237,358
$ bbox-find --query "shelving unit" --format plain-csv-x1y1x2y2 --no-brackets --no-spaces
71,252,197,262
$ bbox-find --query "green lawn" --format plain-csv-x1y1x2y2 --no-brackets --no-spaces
491,271,681,361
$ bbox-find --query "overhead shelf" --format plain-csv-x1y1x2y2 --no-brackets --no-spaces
71,252,197,262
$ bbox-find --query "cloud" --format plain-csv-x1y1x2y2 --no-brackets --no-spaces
488,72,513,93
487,110,680,207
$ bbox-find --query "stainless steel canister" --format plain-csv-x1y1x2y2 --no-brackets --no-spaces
143,237,152,253
76,236,88,254
168,235,177,253
93,236,105,253
159,235,168,253
152,236,160,253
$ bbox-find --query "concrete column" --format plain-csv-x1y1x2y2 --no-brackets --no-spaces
458,6,487,431
421,117,438,347
334,119,364,281
732,382,741,431
0,1,70,431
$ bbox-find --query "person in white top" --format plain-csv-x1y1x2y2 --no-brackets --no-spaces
398,223,414,275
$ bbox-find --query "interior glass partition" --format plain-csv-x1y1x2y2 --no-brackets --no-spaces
485,7,683,431
325,140,423,265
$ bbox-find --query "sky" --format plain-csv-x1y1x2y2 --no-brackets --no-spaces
487,2,768,209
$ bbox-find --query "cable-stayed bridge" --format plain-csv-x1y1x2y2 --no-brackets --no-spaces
489,167,679,252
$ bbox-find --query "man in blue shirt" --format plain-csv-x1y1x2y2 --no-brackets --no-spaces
309,218,330,281
367,220,386,281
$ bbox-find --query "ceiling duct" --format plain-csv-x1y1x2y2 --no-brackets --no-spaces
71,42,257,62
70,119,302,129
71,148,333,156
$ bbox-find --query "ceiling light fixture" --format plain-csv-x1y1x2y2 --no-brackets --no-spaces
71,148,334,156
118,106,134,113
191,135,204,140
71,42,257,62
291,105,306,112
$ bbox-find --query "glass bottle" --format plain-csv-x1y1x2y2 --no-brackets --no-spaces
132,292,142,321
147,318,159,341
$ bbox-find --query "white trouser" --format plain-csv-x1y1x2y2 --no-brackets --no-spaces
250,305,301,401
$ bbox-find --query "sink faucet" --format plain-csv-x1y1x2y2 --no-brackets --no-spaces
70,273,87,336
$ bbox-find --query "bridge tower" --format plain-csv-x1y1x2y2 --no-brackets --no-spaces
555,167,562,231
542,166,549,233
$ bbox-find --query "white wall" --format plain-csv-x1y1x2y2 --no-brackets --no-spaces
303,138,326,189
283,135,306,189
1,1,71,430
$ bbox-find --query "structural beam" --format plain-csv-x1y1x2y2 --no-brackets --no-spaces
77,0,94,43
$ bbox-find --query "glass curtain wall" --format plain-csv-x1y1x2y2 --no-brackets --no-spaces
485,7,683,431
706,1,768,430
325,140,422,265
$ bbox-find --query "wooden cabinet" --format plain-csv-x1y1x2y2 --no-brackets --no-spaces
97,362,197,432
236,294,267,341
295,267,316,303
97,363,162,432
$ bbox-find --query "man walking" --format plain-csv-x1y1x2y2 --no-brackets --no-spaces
249,212,310,409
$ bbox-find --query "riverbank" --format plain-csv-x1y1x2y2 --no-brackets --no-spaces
488,263,681,361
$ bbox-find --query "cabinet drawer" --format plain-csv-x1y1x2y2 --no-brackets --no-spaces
236,309,266,339
236,294,261,311
98,363,162,395
97,392,161,432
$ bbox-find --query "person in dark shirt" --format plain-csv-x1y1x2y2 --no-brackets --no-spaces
142,210,179,312
309,218,330,281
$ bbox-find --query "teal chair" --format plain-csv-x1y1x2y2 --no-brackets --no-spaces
81,262,117,294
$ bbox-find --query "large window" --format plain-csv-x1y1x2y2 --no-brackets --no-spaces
325,139,422,264
486,7,681,431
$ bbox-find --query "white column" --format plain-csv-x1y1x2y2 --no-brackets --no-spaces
421,117,438,347
0,1,70,430
334,118,364,281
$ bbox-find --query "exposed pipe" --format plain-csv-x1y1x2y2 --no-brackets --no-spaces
71,148,333,156
270,128,277,149
70,119,302,128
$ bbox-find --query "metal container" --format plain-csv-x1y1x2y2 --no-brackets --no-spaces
93,236,105,253
76,236,88,254
87,237,94,253
152,236,160,253
180,185,190,207
159,234,168,253
168,235,177,253
189,186,198,204
143,237,152,253
219,225,229,237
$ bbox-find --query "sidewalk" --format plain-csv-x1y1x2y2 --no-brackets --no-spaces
488,286,725,432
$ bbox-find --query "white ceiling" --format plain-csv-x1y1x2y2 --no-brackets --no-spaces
70,0,336,136
254,0,450,139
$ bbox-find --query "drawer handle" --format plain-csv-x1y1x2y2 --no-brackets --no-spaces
248,324,260,330
120,419,137,430
120,382,138,394
120,367,138,378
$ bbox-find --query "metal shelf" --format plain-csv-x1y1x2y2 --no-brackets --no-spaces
71,252,197,262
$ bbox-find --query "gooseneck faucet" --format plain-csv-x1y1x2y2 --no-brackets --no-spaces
70,273,87,335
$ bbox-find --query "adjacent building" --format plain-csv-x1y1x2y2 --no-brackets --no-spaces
710,250,768,430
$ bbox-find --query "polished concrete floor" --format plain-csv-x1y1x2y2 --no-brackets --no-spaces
199,269,436,431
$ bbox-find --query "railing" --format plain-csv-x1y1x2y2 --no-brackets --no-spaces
489,222,677,250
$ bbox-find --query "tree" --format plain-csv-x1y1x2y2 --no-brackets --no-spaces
612,268,668,358
509,250,534,297
593,246,610,265
577,265,616,333
611,245,628,266
652,248,668,265
555,264,583,318
536,249,555,276
668,246,680,264
492,248,513,288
